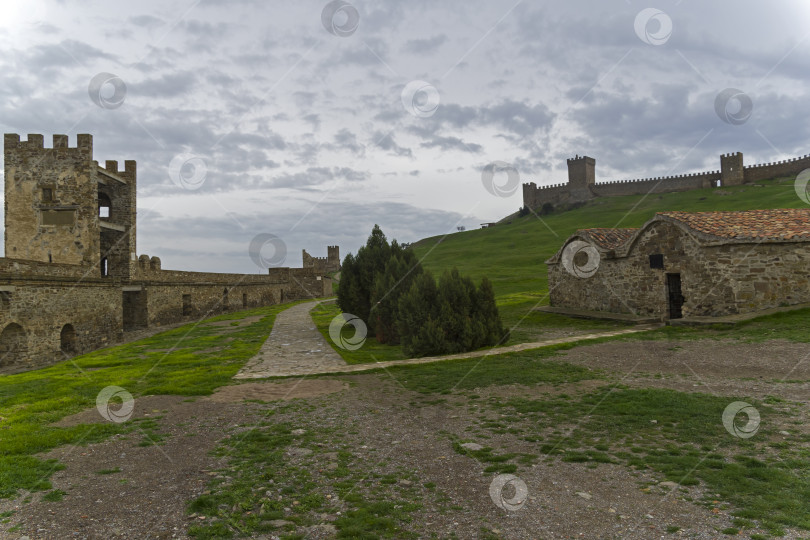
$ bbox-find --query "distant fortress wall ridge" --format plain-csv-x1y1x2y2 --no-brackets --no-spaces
522,152,810,209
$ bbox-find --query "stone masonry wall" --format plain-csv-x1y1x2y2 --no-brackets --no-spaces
4,134,98,266
743,154,810,183
549,221,810,319
590,172,719,198
0,279,121,372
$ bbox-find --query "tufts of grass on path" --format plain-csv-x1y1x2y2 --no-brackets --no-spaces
482,385,809,535
0,301,302,499
187,406,423,539
385,346,603,394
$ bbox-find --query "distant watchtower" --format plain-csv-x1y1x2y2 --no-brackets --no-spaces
566,155,596,199
327,245,340,273
720,152,744,186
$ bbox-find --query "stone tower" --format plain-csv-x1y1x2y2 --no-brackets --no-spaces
720,152,744,186
327,245,340,272
3,133,137,279
566,155,596,200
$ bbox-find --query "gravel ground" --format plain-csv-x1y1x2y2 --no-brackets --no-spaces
1,338,808,539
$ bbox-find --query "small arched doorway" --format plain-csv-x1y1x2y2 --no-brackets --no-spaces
60,324,77,354
0,323,27,367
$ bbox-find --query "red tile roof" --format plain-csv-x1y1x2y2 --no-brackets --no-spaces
659,208,810,240
577,227,638,249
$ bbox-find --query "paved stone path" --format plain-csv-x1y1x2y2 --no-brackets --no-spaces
235,302,346,379
235,300,662,379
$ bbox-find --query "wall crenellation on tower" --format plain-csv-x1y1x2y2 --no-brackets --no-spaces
523,151,810,211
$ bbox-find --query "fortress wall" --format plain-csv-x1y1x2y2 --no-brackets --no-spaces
591,171,719,197
135,267,288,284
0,280,121,372
0,257,333,371
135,265,329,327
743,154,810,183
522,182,573,209
133,265,329,326
142,283,285,327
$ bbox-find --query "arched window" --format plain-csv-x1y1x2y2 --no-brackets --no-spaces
60,324,77,354
98,192,112,219
0,323,26,366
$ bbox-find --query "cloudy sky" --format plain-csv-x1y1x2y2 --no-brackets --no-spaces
1,0,809,272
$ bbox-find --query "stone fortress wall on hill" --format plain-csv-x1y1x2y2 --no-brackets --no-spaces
0,133,338,372
523,152,810,210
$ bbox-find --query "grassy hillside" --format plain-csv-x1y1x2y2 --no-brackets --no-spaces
411,176,805,339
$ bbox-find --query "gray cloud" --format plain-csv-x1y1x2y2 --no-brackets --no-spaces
402,35,447,54
0,0,807,267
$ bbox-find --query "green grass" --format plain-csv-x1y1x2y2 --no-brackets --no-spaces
385,346,603,394
41,489,66,502
621,305,810,347
0,301,303,499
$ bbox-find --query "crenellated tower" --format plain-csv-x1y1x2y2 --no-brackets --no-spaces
3,133,137,279
566,155,596,200
327,245,340,272
720,152,744,186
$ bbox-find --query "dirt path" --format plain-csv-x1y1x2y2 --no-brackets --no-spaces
235,300,661,378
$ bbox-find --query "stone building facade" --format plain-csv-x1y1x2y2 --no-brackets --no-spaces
0,134,335,372
546,209,810,321
523,152,810,210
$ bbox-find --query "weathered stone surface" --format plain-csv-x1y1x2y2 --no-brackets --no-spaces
548,213,810,321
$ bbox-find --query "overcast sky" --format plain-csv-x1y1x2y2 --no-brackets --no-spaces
1,0,809,272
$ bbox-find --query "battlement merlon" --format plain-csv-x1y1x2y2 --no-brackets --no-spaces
99,159,137,184
4,133,94,160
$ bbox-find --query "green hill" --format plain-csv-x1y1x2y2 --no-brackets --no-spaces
411,175,806,341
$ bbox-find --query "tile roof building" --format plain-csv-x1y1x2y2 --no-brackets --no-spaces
545,209,810,321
